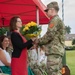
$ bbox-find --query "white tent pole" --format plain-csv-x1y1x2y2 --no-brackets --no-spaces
36,6,41,64
36,6,39,25
36,6,41,37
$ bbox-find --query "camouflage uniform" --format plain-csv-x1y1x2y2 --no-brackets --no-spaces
28,49,47,75
38,15,66,75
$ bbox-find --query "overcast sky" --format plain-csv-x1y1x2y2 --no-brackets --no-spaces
41,0,75,34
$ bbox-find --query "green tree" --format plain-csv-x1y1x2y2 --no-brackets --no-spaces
65,26,71,34
72,39,75,45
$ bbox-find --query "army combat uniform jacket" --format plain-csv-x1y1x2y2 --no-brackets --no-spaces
38,15,66,57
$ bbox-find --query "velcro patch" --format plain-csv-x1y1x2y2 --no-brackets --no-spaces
50,23,54,28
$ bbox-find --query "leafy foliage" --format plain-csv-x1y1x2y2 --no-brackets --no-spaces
72,39,75,45
0,27,9,36
65,26,71,34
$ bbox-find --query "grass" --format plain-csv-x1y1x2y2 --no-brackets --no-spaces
66,50,75,75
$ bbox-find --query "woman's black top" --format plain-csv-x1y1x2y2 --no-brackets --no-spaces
11,32,33,58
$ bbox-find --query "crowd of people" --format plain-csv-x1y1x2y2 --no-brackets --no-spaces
0,1,66,75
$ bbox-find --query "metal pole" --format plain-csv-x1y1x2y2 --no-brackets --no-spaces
62,0,66,65
62,0,64,21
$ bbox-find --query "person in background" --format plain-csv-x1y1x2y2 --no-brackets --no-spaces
28,45,38,67
28,45,47,75
0,35,11,74
9,16,36,75
38,46,47,66
35,1,66,75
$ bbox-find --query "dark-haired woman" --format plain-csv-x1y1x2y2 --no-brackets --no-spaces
0,35,11,74
10,16,36,75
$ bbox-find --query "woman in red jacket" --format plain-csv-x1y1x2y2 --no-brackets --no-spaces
9,16,36,75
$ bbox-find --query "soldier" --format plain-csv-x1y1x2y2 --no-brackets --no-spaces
35,1,66,75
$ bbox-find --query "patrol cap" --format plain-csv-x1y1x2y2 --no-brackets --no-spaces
44,1,59,12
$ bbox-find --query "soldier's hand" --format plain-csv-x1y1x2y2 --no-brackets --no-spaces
31,37,37,41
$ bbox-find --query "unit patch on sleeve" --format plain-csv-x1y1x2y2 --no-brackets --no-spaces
49,23,54,28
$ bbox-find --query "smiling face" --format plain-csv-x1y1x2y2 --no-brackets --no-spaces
2,37,9,50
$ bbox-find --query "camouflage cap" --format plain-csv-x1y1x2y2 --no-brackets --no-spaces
44,1,59,12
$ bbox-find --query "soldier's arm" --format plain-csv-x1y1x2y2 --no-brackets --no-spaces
38,18,59,46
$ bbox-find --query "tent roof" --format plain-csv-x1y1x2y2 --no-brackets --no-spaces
0,0,49,27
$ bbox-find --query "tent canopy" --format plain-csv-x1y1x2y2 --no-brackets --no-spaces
0,0,49,27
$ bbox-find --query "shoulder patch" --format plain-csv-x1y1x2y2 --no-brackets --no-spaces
49,23,54,28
